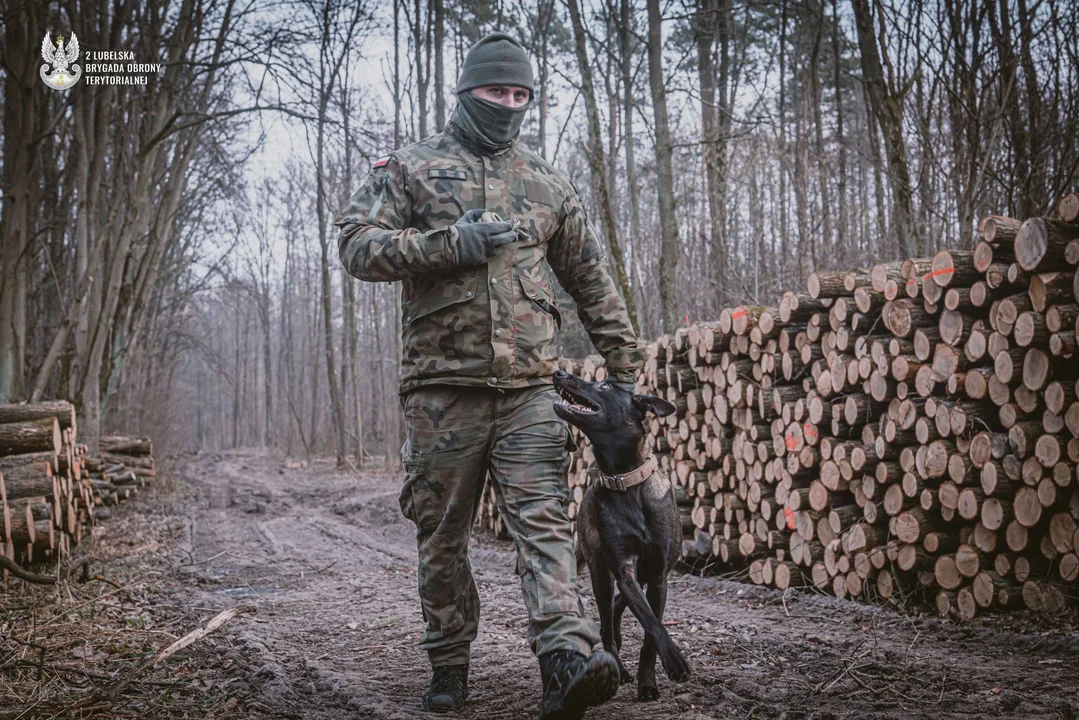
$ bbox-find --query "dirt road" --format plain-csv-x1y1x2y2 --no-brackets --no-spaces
174,449,1079,719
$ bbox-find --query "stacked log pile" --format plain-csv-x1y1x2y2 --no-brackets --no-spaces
475,202,1079,619
0,401,155,572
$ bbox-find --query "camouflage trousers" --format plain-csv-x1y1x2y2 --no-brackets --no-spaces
398,383,599,667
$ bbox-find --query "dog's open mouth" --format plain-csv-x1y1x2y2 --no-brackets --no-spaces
555,384,599,415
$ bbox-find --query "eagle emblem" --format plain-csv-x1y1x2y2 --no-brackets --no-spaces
40,32,82,90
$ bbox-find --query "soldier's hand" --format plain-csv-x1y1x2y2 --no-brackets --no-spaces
452,220,517,267
455,208,487,225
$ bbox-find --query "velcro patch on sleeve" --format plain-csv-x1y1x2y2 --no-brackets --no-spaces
373,155,391,168
428,168,468,180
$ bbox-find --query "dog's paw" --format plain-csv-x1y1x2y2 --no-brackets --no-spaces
612,655,633,684
662,649,691,683
637,682,660,702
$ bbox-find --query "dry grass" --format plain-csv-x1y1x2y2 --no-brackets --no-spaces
0,470,247,719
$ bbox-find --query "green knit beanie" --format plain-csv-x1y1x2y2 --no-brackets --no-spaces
456,32,534,94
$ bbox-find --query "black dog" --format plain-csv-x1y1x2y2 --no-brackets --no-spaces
552,370,691,701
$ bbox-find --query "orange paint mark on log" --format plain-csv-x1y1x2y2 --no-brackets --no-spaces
924,267,954,281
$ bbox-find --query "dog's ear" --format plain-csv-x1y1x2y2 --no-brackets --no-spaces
632,394,677,417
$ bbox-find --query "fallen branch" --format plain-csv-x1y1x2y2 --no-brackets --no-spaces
0,547,90,586
103,604,256,701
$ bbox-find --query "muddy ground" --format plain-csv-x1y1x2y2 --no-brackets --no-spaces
5,448,1078,719
164,448,1078,720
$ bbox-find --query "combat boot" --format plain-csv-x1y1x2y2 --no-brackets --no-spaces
538,649,620,720
421,663,468,713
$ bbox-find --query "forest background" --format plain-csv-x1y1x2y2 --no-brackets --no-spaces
1,0,1077,466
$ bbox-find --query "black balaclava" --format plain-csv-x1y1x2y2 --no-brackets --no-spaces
451,32,535,154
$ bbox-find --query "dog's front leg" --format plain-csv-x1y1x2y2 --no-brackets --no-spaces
612,591,627,653
636,577,672,700
589,561,633,684
614,561,690,689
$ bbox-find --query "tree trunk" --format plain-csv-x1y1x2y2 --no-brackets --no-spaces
696,0,725,309
646,0,681,334
413,0,427,139
850,0,920,258
566,0,640,335
778,0,789,289
716,0,732,297
810,0,832,258
619,0,641,270
394,0,402,147
434,0,445,130
340,88,363,467
0,5,46,403
536,0,554,158
831,0,847,259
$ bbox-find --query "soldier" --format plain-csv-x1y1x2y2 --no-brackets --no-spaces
334,32,644,719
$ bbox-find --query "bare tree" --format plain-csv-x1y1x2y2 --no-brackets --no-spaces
302,0,372,467
435,0,446,129
851,0,920,258
645,0,681,334
566,0,640,334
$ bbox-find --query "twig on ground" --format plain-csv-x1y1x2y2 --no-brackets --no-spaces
813,646,873,694
3,660,176,687
82,574,122,590
38,575,149,628
308,559,338,575
102,603,256,701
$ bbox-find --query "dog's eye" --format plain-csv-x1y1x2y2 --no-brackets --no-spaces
598,382,609,390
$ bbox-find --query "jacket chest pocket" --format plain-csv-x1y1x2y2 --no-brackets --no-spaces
405,275,479,325
510,177,562,244
410,166,475,229
403,275,482,370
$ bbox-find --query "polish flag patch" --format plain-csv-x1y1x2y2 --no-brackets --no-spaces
373,155,391,168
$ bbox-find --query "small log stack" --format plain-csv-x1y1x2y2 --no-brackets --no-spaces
0,401,156,573
476,200,1079,620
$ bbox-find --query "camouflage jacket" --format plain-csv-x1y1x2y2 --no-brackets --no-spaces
334,122,644,394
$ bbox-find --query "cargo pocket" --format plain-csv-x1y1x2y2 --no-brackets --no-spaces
513,540,543,623
399,440,442,535
520,500,582,617
418,527,471,637
399,448,423,525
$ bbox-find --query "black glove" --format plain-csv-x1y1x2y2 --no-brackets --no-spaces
452,213,517,267
456,208,487,225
